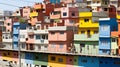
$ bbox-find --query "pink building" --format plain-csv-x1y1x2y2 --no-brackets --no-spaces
26,26,35,50
12,52,18,65
61,0,76,3
21,6,31,19
61,7,79,26
48,26,74,52
4,17,12,32
66,56,74,67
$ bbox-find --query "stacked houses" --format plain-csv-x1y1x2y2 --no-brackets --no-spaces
1,0,120,67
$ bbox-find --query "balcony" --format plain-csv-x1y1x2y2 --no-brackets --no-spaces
34,39,48,44
48,26,74,31
27,28,34,33
34,30,48,34
3,39,12,42
74,34,99,41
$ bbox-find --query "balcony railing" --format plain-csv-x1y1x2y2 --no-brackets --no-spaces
74,34,99,41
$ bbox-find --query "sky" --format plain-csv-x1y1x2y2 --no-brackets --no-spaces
0,0,44,11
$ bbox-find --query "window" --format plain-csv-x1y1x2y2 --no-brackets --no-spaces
71,12,75,16
103,50,107,53
104,8,108,11
51,44,55,48
94,30,98,34
35,55,39,59
114,62,120,65
21,44,25,49
7,23,10,26
84,19,89,22
42,35,46,39
101,25,109,31
29,35,34,39
60,31,64,34
58,58,63,62
20,35,25,38
112,38,116,42
93,45,96,49
69,20,74,24
100,61,103,64
50,56,56,61
81,31,85,34
63,12,67,16
36,34,41,39
51,32,55,35
60,44,63,49
101,41,108,45
87,46,89,50
81,59,87,63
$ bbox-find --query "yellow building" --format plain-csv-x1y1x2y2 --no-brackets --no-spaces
48,54,66,67
30,11,38,17
2,51,12,61
78,12,99,35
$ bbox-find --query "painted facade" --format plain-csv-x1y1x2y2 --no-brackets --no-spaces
74,12,99,54
13,22,20,49
99,18,118,55
48,26,74,53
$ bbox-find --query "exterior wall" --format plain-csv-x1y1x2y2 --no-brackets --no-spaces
4,17,12,32
21,52,26,67
64,19,78,26
50,0,60,3
111,37,118,55
99,58,113,67
13,22,20,49
99,38,111,54
12,52,18,64
79,12,99,28
33,53,48,66
61,7,69,18
22,7,30,19
48,31,73,42
30,11,38,25
33,3,43,9
78,28,98,35
25,53,33,65
74,41,98,54
74,56,78,67
61,0,76,3
78,56,99,67
48,31,67,41
48,54,66,67
1,51,12,61
48,42,67,52
66,56,73,67
48,30,73,52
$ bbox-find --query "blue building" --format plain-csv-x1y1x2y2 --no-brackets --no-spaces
99,57,120,67
78,56,99,67
99,18,118,55
50,0,60,4
25,52,34,67
13,22,20,49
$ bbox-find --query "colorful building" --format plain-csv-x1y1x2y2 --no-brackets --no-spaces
74,12,99,54
48,26,74,53
13,22,20,49
99,18,118,55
